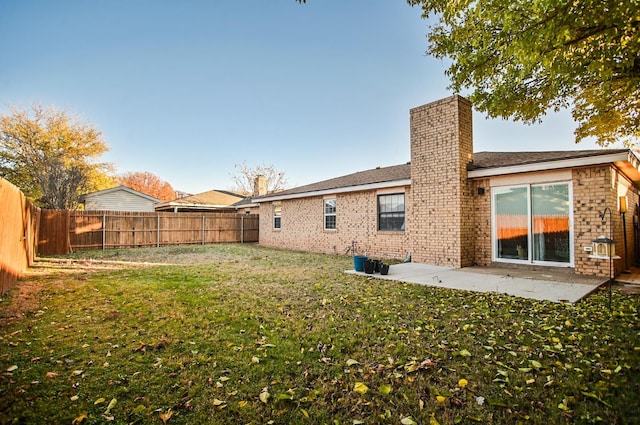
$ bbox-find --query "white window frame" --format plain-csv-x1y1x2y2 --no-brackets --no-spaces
273,203,281,230
324,198,336,230
491,181,574,267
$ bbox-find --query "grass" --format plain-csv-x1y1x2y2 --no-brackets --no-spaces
0,243,638,425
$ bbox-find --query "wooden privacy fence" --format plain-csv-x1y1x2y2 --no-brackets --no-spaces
39,211,259,255
0,177,39,294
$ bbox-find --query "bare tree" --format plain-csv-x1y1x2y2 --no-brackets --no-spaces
229,162,288,196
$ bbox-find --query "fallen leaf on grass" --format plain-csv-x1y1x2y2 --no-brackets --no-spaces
378,384,392,395
581,391,612,407
94,397,106,405
6,365,18,372
529,360,543,369
45,372,58,378
346,359,359,366
259,390,270,404
353,382,368,394
71,412,87,424
159,408,173,424
104,398,117,415
401,416,417,425
131,405,146,415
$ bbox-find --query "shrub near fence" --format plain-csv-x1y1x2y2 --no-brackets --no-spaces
38,211,259,254
0,177,39,294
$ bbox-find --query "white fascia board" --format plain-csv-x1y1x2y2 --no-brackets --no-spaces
254,179,412,203
156,202,230,209
468,152,630,179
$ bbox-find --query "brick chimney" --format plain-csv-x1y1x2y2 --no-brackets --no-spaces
253,175,268,196
408,95,474,267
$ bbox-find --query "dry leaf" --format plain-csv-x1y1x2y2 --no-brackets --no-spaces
353,382,368,394
71,412,87,424
159,408,173,425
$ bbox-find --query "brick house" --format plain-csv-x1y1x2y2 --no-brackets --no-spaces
253,95,640,277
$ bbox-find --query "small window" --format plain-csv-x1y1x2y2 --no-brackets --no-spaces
273,203,281,229
378,193,405,231
324,198,336,230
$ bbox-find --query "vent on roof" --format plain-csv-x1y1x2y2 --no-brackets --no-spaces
376,166,381,169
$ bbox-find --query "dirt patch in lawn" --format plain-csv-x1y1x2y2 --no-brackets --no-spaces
0,258,165,326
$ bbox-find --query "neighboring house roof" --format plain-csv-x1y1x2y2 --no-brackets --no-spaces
255,149,640,203
231,197,259,209
155,189,246,211
79,185,160,203
79,185,160,212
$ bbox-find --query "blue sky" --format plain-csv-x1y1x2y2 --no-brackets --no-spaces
0,0,607,194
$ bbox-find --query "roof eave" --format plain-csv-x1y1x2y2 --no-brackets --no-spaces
254,179,412,202
468,152,633,179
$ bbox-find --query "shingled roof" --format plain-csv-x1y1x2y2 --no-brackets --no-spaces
254,149,635,202
469,149,629,170
155,189,246,211
254,163,411,200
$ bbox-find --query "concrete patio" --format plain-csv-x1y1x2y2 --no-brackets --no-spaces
346,262,608,303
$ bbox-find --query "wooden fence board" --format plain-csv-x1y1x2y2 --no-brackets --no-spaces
0,177,39,294
38,210,70,255
53,211,259,253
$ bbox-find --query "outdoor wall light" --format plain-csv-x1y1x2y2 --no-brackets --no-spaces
619,196,628,213
619,196,629,270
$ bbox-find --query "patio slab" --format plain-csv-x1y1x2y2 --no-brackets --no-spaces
345,262,607,303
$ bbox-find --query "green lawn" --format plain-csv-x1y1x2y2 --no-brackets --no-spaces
0,244,638,424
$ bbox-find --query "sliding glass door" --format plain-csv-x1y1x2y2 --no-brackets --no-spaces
493,183,572,265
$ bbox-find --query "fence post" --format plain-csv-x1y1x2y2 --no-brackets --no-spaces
102,212,106,250
240,215,244,244
202,215,205,245
157,214,160,248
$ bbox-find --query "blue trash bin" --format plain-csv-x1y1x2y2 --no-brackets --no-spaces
353,255,368,272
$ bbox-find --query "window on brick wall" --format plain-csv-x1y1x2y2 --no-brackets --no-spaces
324,198,336,230
492,182,572,265
378,193,405,231
273,203,282,229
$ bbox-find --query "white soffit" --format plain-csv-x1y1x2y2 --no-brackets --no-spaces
468,152,633,179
